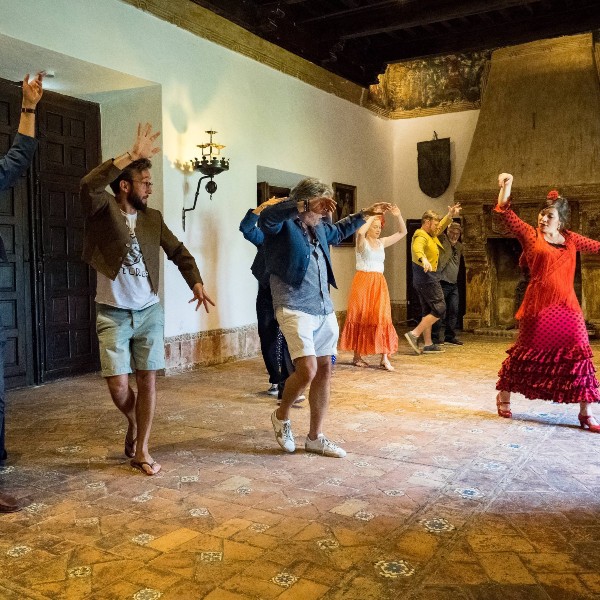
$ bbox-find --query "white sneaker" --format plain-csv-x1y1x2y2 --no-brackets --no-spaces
267,384,279,396
271,410,295,453
305,434,346,458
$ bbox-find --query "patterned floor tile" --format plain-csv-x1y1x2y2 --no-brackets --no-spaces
2,335,600,597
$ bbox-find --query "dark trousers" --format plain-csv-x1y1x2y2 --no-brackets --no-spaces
432,281,459,342
256,284,291,385
0,332,6,462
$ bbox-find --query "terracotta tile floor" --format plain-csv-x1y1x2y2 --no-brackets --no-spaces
1,335,600,599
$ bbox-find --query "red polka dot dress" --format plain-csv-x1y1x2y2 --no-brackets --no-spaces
495,204,600,403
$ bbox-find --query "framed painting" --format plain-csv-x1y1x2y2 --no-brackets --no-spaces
332,182,357,247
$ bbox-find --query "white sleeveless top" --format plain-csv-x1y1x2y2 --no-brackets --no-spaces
356,239,385,273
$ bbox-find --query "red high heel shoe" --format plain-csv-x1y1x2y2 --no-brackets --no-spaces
578,414,600,433
496,393,512,418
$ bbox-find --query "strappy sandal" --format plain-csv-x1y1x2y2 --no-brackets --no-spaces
496,393,512,418
352,358,369,368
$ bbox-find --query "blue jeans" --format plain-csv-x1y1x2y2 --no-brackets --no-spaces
432,281,459,342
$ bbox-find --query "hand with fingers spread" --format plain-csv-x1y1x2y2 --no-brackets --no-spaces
447,203,462,217
189,283,215,313
129,123,161,161
253,196,287,215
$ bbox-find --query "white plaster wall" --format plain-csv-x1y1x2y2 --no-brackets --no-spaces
386,110,481,302
0,0,394,336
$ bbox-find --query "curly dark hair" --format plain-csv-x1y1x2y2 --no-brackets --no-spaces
109,158,152,195
540,194,570,230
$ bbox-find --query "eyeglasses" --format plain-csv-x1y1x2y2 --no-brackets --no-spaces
129,179,153,189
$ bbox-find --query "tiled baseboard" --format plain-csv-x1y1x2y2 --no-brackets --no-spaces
164,324,260,375
164,303,407,374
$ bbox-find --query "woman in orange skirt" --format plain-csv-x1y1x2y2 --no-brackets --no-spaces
339,204,407,371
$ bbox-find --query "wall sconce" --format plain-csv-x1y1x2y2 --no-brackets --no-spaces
182,130,230,231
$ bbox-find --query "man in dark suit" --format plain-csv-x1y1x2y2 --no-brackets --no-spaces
0,73,44,513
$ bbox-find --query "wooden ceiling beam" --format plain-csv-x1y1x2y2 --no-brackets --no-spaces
374,5,600,64
319,0,543,39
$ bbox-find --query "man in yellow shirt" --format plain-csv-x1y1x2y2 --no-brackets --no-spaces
405,204,461,354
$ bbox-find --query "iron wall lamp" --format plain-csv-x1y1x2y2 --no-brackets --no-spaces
182,130,230,231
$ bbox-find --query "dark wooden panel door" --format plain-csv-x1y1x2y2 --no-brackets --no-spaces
0,81,34,388
36,92,100,381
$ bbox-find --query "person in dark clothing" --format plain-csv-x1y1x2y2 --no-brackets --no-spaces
432,222,464,345
0,73,44,513
239,197,303,402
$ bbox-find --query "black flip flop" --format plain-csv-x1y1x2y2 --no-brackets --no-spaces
130,460,161,476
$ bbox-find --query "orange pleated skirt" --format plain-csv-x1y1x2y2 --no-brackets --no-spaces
339,271,398,355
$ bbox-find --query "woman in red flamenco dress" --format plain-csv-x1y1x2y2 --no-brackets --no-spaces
495,173,600,432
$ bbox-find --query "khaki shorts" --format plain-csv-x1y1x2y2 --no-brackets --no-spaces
275,307,338,361
96,303,165,376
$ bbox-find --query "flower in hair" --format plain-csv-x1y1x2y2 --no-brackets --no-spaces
546,190,560,201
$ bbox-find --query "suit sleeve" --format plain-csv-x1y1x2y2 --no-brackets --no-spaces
160,217,203,289
324,213,366,245
80,159,122,218
239,210,264,247
259,199,299,234
0,133,37,192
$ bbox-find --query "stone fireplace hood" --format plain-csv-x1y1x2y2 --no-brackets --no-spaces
454,33,600,331
456,33,600,201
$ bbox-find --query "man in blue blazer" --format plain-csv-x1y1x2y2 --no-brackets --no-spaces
260,178,390,457
0,73,44,513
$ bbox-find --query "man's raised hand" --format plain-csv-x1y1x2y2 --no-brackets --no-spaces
130,123,161,161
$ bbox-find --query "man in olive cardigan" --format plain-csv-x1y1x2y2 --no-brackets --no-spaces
80,124,214,476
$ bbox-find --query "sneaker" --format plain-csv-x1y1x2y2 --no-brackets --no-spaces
422,344,445,353
305,434,346,458
271,410,295,453
277,394,306,406
445,338,463,346
404,331,422,355
267,384,279,396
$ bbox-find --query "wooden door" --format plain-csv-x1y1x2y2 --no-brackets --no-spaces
0,80,34,388
36,92,101,382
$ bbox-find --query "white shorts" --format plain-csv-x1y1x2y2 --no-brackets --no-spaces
275,307,339,361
